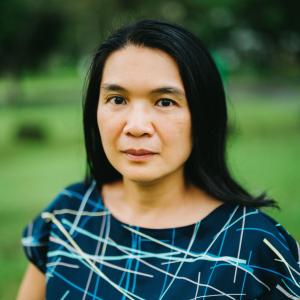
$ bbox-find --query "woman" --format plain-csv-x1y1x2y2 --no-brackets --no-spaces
17,20,300,299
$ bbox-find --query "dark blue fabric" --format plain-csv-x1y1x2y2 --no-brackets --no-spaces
22,181,300,299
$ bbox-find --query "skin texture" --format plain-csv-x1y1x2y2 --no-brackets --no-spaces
98,45,223,228
16,263,45,300
98,45,192,184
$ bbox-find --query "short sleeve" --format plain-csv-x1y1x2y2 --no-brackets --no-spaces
21,192,63,273
258,286,300,300
258,219,300,299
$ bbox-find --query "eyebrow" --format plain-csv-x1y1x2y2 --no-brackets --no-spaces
100,83,185,98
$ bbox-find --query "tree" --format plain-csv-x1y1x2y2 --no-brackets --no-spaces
0,0,65,103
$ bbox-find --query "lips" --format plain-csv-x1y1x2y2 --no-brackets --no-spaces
123,149,157,156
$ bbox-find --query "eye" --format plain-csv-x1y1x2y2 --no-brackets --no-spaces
107,96,126,105
156,98,176,107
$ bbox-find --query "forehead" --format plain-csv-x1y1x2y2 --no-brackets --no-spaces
101,45,184,91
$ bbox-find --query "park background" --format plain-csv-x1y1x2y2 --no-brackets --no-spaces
0,0,299,299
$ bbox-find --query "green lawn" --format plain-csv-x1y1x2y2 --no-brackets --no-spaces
0,76,299,299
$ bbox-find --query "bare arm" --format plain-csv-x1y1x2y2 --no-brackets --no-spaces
16,263,45,300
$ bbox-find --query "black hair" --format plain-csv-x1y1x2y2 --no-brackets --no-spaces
83,19,278,208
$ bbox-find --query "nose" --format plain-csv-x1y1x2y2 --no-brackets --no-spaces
123,103,155,137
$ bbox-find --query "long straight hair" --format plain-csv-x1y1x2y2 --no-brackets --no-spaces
83,19,277,208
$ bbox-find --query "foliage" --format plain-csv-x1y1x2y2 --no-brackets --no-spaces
0,0,65,75
0,0,299,77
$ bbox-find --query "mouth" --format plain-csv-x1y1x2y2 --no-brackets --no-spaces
121,149,158,161
122,149,157,156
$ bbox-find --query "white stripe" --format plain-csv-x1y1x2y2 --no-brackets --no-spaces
190,293,246,299
264,238,300,288
159,222,200,299
53,209,109,217
50,236,152,277
108,236,237,300
234,206,246,283
42,212,144,300
296,241,300,266
83,209,109,300
70,181,96,235
124,225,246,264
193,272,201,300
276,284,300,300
46,261,79,269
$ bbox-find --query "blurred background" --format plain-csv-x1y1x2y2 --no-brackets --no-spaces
0,0,299,298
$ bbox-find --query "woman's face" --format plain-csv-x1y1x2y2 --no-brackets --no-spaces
97,45,192,184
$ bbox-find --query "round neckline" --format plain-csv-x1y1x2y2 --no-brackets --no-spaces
92,181,232,236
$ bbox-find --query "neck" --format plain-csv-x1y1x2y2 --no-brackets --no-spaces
119,169,191,215
100,170,223,228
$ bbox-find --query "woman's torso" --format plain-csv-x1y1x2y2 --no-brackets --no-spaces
22,181,300,299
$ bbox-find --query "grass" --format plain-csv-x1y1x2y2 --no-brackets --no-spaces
0,73,299,299
0,101,85,299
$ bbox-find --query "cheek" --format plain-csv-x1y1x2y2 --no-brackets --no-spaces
97,108,120,137
163,114,192,149
97,110,116,151
177,113,192,138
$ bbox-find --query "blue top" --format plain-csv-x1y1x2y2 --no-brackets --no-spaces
22,181,300,299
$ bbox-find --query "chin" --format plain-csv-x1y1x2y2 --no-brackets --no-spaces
121,169,165,184
124,174,161,184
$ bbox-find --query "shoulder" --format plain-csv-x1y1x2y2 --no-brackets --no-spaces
236,205,298,252
221,204,300,297
21,180,104,273
226,204,299,259
22,180,104,247
41,180,102,213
